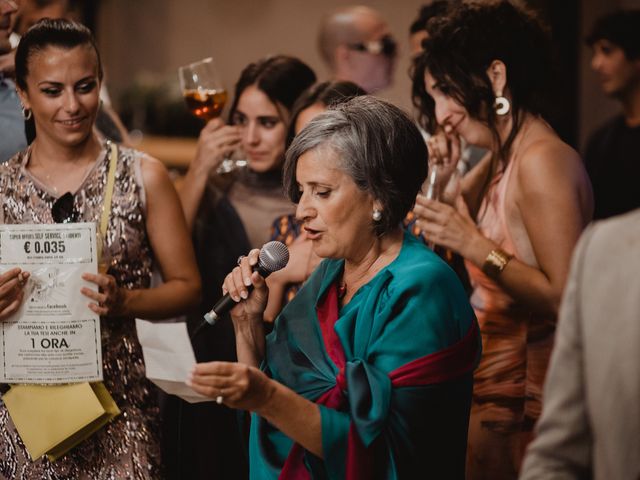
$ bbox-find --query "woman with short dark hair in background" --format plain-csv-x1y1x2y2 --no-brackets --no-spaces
164,55,315,479
188,96,480,479
0,18,200,478
411,2,593,477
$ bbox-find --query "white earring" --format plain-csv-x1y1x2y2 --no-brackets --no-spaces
372,209,382,221
494,91,510,116
21,106,32,120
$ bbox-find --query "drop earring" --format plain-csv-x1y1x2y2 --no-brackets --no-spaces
372,209,382,221
494,91,510,116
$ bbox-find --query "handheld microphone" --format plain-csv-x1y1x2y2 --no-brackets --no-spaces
202,241,289,326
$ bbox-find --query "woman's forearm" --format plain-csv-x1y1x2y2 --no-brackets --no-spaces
463,235,564,316
121,277,201,319
233,315,266,367
264,275,287,323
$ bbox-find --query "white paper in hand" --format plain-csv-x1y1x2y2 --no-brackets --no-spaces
135,319,210,403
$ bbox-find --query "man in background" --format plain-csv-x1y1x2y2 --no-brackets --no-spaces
584,10,640,219
0,0,27,163
317,5,396,93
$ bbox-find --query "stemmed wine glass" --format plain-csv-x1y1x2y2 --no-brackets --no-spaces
178,57,246,173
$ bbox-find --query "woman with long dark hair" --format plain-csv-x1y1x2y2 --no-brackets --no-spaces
411,2,593,477
165,55,316,479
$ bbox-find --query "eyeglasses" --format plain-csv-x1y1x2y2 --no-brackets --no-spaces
347,35,397,57
51,192,77,223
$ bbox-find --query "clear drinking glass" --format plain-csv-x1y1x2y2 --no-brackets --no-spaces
178,57,246,174
422,165,441,250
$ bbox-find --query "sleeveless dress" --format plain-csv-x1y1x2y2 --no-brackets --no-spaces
160,168,293,480
0,142,162,479
465,156,555,479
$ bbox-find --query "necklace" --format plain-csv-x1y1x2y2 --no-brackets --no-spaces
28,145,96,194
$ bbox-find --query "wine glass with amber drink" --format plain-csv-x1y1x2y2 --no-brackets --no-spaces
179,58,246,173
179,57,227,121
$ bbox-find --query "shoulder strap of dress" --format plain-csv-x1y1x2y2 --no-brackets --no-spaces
100,141,118,241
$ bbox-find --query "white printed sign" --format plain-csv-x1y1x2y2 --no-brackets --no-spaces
0,223,102,383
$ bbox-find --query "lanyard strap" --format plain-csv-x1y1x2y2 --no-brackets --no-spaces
99,142,118,250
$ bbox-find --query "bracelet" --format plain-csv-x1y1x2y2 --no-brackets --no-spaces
482,248,513,279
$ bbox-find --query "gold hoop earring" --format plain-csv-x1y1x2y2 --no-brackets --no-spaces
494,96,510,116
21,106,32,121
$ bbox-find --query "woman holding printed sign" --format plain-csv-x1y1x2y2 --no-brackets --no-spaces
0,19,200,478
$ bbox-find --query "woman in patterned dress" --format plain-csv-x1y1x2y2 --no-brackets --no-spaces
410,2,593,478
0,19,200,479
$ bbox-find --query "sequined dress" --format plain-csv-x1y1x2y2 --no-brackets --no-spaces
0,142,162,479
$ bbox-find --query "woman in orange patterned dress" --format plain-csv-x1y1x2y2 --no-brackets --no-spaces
411,2,593,478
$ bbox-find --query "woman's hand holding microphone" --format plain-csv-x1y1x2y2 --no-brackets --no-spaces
189,249,274,408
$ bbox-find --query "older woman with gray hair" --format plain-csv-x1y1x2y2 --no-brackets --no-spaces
187,96,480,479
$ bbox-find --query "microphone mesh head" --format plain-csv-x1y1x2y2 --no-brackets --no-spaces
258,241,290,273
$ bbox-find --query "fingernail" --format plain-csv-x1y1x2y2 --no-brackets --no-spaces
444,124,453,134
240,290,248,300
244,277,251,287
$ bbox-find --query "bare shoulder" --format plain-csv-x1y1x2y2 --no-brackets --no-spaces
516,133,587,193
513,129,593,222
138,153,173,190
520,135,582,177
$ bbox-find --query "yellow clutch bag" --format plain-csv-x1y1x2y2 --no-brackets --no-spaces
2,382,120,462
